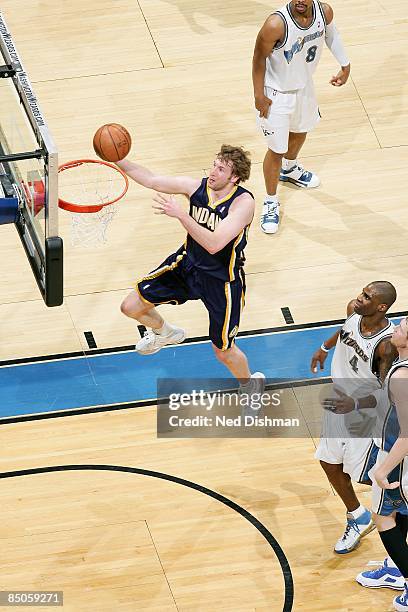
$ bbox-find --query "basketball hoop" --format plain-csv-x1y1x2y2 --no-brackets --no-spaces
58,159,129,246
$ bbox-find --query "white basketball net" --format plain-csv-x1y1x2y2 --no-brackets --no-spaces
70,205,117,247
58,160,128,247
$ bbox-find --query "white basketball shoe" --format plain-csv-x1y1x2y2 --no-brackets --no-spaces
260,200,280,234
334,509,375,554
136,326,186,355
279,163,320,189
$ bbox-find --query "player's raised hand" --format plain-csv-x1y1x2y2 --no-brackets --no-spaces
152,193,182,218
330,66,350,87
255,94,272,118
311,347,328,373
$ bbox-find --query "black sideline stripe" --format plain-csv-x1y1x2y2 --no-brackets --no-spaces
0,464,294,612
0,376,332,425
281,307,294,325
1,311,406,368
84,331,97,349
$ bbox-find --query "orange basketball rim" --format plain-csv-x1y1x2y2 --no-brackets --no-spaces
58,159,129,213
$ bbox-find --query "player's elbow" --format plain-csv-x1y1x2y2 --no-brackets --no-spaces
207,240,223,255
207,245,219,255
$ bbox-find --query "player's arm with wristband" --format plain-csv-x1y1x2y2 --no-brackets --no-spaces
327,338,399,413
323,386,382,414
321,3,350,87
311,299,356,373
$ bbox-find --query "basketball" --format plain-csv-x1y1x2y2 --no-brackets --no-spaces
93,123,132,162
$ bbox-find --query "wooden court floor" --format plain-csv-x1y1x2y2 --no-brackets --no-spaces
0,1,407,610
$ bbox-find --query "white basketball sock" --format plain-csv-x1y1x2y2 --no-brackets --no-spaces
282,157,297,171
264,194,279,203
156,321,173,336
349,504,366,520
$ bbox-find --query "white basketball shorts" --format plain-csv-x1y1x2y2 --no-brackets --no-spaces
315,436,375,483
256,79,320,154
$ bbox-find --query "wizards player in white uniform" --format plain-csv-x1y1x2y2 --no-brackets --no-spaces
253,0,350,233
116,145,265,395
311,281,397,553
353,318,408,611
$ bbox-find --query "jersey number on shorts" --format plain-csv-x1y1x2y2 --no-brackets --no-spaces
306,45,317,63
349,355,359,373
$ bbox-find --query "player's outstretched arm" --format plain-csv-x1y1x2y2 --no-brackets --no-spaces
321,3,350,86
116,159,200,197
252,15,285,117
152,192,254,255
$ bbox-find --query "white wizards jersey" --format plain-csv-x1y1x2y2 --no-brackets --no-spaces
265,0,326,92
331,313,394,398
375,358,408,452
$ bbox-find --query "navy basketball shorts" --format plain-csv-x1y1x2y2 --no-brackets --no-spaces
136,249,245,351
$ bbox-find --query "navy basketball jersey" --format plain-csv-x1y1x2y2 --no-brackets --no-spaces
186,178,253,281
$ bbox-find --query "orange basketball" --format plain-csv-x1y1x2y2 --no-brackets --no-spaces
93,123,132,162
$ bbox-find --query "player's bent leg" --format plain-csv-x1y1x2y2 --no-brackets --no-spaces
356,474,407,593
373,513,408,609
319,461,360,511
279,131,320,189
212,343,251,382
121,289,155,320
212,344,265,417
121,290,185,355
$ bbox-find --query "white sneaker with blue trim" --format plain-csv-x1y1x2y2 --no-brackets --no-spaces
394,584,408,611
356,558,404,590
280,163,320,189
334,509,376,554
260,200,280,234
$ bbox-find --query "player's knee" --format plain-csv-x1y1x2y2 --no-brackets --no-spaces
212,344,232,363
319,460,345,479
266,147,285,159
120,293,146,318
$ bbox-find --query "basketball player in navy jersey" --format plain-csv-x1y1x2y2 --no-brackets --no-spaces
116,146,264,394
253,0,350,233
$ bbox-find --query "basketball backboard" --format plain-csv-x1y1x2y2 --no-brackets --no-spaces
0,12,63,307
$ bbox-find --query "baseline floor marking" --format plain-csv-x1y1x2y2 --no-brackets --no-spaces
84,331,97,349
0,464,294,612
281,307,294,324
